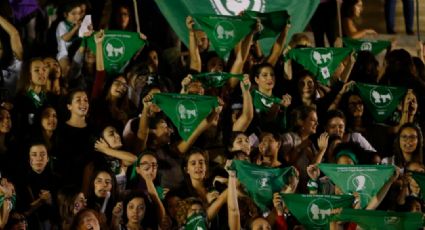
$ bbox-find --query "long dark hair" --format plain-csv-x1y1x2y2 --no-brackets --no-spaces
393,123,424,167
122,191,158,230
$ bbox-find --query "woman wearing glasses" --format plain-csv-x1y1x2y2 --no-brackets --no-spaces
90,30,137,132
127,151,166,229
382,123,423,170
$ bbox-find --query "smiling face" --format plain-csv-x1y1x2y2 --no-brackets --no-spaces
326,117,345,138
41,107,57,132
102,126,122,149
29,144,49,174
0,109,12,134
255,66,275,93
67,91,89,117
94,171,112,198
186,153,207,181
126,197,146,225
399,127,418,155
30,60,47,87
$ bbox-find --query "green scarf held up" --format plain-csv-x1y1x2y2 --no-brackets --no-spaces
343,37,391,55
331,209,423,230
230,160,294,212
287,47,352,85
192,72,243,88
355,83,406,123
318,164,395,209
193,14,256,60
282,194,354,230
87,30,145,75
152,93,218,141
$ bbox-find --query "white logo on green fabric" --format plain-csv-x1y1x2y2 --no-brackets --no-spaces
260,98,273,107
104,38,125,62
384,216,400,225
348,174,375,192
311,50,333,67
360,42,372,51
307,198,333,225
370,88,392,108
210,0,265,15
256,176,270,190
214,21,235,44
176,100,198,125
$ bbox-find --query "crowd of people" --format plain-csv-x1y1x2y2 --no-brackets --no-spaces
0,0,424,229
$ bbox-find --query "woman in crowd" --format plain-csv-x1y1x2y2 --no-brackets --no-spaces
57,186,87,230
85,168,118,227
341,0,377,38
56,89,93,187
382,123,423,169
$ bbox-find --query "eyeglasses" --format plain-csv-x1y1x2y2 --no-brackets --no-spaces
113,80,128,89
400,135,418,141
140,162,158,170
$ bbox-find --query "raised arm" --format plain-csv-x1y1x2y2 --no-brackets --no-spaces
266,23,291,66
229,20,259,88
94,138,137,166
366,167,399,210
177,102,223,154
0,15,23,60
226,160,240,230
186,16,202,72
91,30,106,100
232,75,253,132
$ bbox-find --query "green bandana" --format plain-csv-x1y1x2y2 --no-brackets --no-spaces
152,93,218,140
192,72,243,88
355,83,406,123
252,89,282,113
287,47,352,85
343,38,391,55
87,30,145,75
411,172,425,199
155,0,319,55
185,213,207,230
230,160,294,212
242,10,290,40
193,14,256,60
331,209,423,230
27,90,46,109
318,164,395,209
282,194,354,230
